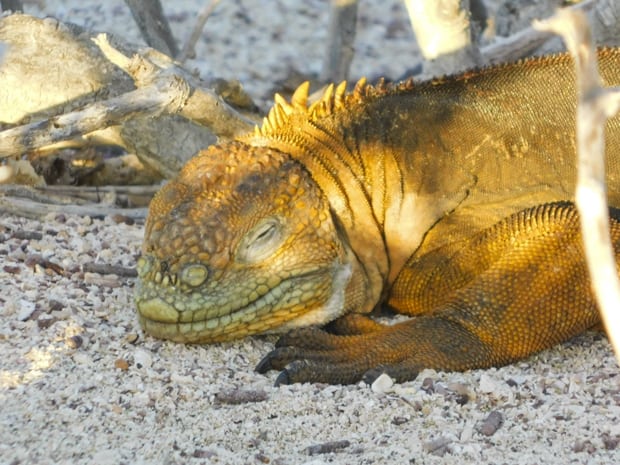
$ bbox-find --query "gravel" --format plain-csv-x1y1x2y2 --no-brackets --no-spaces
2,1,620,464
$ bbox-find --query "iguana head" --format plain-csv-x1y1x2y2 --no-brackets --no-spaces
135,141,353,343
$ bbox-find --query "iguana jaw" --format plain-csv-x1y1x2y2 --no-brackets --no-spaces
135,142,356,343
135,261,352,343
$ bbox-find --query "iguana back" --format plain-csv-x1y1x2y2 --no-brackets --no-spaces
243,49,620,283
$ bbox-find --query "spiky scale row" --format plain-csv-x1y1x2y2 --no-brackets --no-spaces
254,77,375,138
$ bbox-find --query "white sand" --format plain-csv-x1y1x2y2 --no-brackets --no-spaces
1,1,620,464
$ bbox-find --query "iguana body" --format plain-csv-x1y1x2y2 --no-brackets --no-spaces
136,48,620,384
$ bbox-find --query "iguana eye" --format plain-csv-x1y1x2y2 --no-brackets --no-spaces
236,217,284,264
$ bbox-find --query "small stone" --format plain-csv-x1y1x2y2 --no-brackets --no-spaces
447,382,470,396
453,393,469,405
305,439,350,456
421,377,435,393
573,439,596,453
478,410,504,436
133,349,153,369
391,416,409,425
2,265,20,274
48,300,64,312
371,373,394,393
479,373,500,393
423,436,452,456
215,388,269,405
65,334,83,349
37,316,58,329
193,449,217,459
602,433,620,450
114,358,129,370
125,333,139,344
17,299,36,321
111,214,135,225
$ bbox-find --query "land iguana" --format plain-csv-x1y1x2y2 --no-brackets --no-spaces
135,48,620,385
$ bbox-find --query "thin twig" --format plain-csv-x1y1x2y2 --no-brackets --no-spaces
0,195,148,220
320,0,358,83
178,0,222,64
124,0,179,57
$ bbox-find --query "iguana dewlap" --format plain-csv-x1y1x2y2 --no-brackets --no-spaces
136,49,620,385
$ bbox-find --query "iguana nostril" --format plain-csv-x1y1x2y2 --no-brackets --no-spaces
136,256,152,278
180,264,209,287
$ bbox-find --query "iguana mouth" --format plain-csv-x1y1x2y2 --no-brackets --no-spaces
135,267,342,343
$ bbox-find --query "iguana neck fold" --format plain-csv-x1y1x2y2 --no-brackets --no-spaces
240,84,390,312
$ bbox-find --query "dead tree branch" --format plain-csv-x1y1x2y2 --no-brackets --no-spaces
124,0,179,57
0,66,190,159
0,184,154,219
484,0,619,65
405,0,483,76
320,0,358,83
0,0,22,12
178,0,222,63
535,9,620,362
0,16,256,177
93,34,255,138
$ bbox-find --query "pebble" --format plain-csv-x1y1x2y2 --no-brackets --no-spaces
114,358,129,371
125,333,139,344
371,373,394,393
478,410,504,436
16,300,36,321
478,373,499,393
133,349,153,369
214,388,269,405
423,435,453,456
65,334,83,349
305,439,351,456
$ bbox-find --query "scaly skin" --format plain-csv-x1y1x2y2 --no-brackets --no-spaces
136,48,620,384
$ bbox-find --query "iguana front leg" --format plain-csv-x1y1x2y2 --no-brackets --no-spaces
257,202,618,385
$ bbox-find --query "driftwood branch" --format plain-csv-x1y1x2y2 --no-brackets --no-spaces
0,195,148,220
124,0,179,57
0,0,22,12
484,0,619,65
0,21,256,176
93,34,255,137
405,0,483,76
178,0,222,63
403,0,619,77
0,15,258,178
0,66,190,159
320,0,358,83
0,184,154,219
535,10,620,362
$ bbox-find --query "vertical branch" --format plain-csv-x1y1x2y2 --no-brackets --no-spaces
124,0,179,57
535,10,620,362
320,0,358,83
404,0,482,76
0,0,22,12
178,0,222,64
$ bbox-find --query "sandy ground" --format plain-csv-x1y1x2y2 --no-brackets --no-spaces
2,1,620,464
